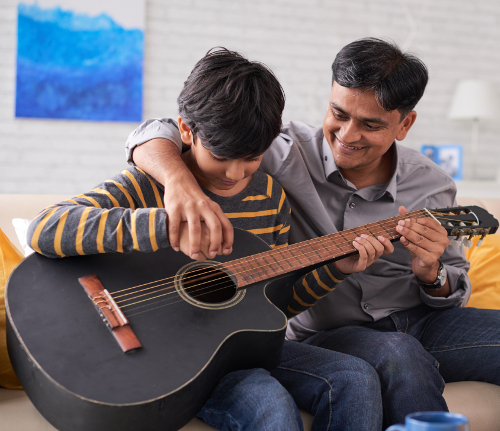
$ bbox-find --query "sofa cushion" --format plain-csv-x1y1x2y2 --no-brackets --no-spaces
0,229,23,389
465,234,500,309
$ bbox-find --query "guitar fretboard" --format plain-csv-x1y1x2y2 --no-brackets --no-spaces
221,209,432,289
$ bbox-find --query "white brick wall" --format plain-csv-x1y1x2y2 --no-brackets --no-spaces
1,0,500,194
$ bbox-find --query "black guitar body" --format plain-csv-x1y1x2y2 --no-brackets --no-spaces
6,229,289,431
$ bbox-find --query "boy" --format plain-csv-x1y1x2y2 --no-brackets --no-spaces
28,48,387,431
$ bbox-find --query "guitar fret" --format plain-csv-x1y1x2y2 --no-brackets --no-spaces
378,220,395,239
338,230,357,253
268,250,288,274
313,237,337,261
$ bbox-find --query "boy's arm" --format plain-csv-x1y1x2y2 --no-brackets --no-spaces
27,169,169,258
287,235,394,315
129,126,234,260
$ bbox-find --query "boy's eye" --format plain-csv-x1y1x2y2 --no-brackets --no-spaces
211,154,226,162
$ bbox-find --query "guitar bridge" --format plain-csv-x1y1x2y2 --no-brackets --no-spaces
78,274,142,353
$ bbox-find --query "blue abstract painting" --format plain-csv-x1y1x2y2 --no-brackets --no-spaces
15,1,144,122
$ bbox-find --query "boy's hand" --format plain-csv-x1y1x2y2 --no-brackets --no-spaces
334,234,394,275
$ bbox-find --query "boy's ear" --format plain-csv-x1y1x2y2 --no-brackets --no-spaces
178,117,194,146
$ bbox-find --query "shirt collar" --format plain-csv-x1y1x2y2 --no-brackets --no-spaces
322,136,399,201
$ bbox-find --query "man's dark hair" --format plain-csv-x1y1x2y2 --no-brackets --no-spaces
177,47,285,159
331,38,428,119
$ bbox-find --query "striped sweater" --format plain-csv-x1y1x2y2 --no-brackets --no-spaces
27,167,291,259
27,166,348,314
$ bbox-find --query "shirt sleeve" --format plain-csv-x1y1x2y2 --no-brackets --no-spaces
27,168,169,258
125,118,183,165
418,190,472,308
287,263,349,316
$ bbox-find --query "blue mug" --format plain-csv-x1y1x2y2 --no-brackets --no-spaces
386,412,469,431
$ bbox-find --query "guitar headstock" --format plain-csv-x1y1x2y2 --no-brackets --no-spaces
427,206,499,246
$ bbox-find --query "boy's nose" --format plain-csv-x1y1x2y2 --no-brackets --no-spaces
225,163,245,181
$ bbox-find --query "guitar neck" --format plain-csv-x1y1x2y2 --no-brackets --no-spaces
222,209,433,289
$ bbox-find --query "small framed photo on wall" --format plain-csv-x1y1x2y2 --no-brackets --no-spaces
421,145,463,181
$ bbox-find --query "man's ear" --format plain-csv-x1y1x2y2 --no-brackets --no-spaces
395,111,417,141
178,117,194,146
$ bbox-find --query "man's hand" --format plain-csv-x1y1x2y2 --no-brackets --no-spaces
133,138,234,259
334,234,394,275
396,206,451,296
177,221,215,262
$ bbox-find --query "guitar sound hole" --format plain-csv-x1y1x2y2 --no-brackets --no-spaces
182,268,236,304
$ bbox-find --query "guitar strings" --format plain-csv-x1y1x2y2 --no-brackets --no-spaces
113,210,476,309
114,210,475,311
115,213,417,307
112,209,429,301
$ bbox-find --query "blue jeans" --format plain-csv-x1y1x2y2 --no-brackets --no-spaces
197,340,383,431
303,305,500,429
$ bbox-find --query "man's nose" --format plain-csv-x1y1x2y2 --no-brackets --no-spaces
339,121,361,144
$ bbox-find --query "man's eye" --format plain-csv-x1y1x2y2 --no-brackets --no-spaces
332,110,347,120
364,123,381,131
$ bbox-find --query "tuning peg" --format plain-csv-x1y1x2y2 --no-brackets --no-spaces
463,238,473,248
449,239,462,248
477,233,486,247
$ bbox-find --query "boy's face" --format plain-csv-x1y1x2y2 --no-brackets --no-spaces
179,118,262,197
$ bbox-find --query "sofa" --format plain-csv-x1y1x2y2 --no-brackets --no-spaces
1,193,500,431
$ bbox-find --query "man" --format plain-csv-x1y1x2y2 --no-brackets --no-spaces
28,48,390,431
126,38,500,428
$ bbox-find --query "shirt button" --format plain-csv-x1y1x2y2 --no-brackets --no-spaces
324,156,328,161
363,303,369,309
349,202,356,209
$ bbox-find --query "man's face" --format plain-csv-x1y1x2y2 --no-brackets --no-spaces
323,82,416,178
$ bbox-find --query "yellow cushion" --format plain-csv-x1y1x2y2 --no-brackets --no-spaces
0,228,23,389
465,233,500,310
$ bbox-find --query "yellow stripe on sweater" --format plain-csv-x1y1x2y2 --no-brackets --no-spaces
292,286,314,307
242,175,273,201
287,305,301,315
53,210,70,257
30,207,59,254
76,207,93,255
225,209,277,219
312,268,336,292
107,180,136,209
248,224,283,235
92,188,120,207
302,277,323,299
123,170,147,208
137,167,163,208
131,211,140,251
278,189,286,212
324,265,342,284
76,194,101,208
116,219,123,253
96,210,109,253
149,209,159,251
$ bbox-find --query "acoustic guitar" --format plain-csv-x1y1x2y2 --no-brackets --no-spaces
6,206,498,431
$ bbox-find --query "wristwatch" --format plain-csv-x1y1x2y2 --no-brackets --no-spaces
417,262,447,290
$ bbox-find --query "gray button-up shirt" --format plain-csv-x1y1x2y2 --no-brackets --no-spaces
126,119,471,341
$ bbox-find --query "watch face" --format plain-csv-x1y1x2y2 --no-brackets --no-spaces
437,264,447,286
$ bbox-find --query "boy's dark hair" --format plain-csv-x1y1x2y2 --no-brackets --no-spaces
177,47,285,159
331,38,428,120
